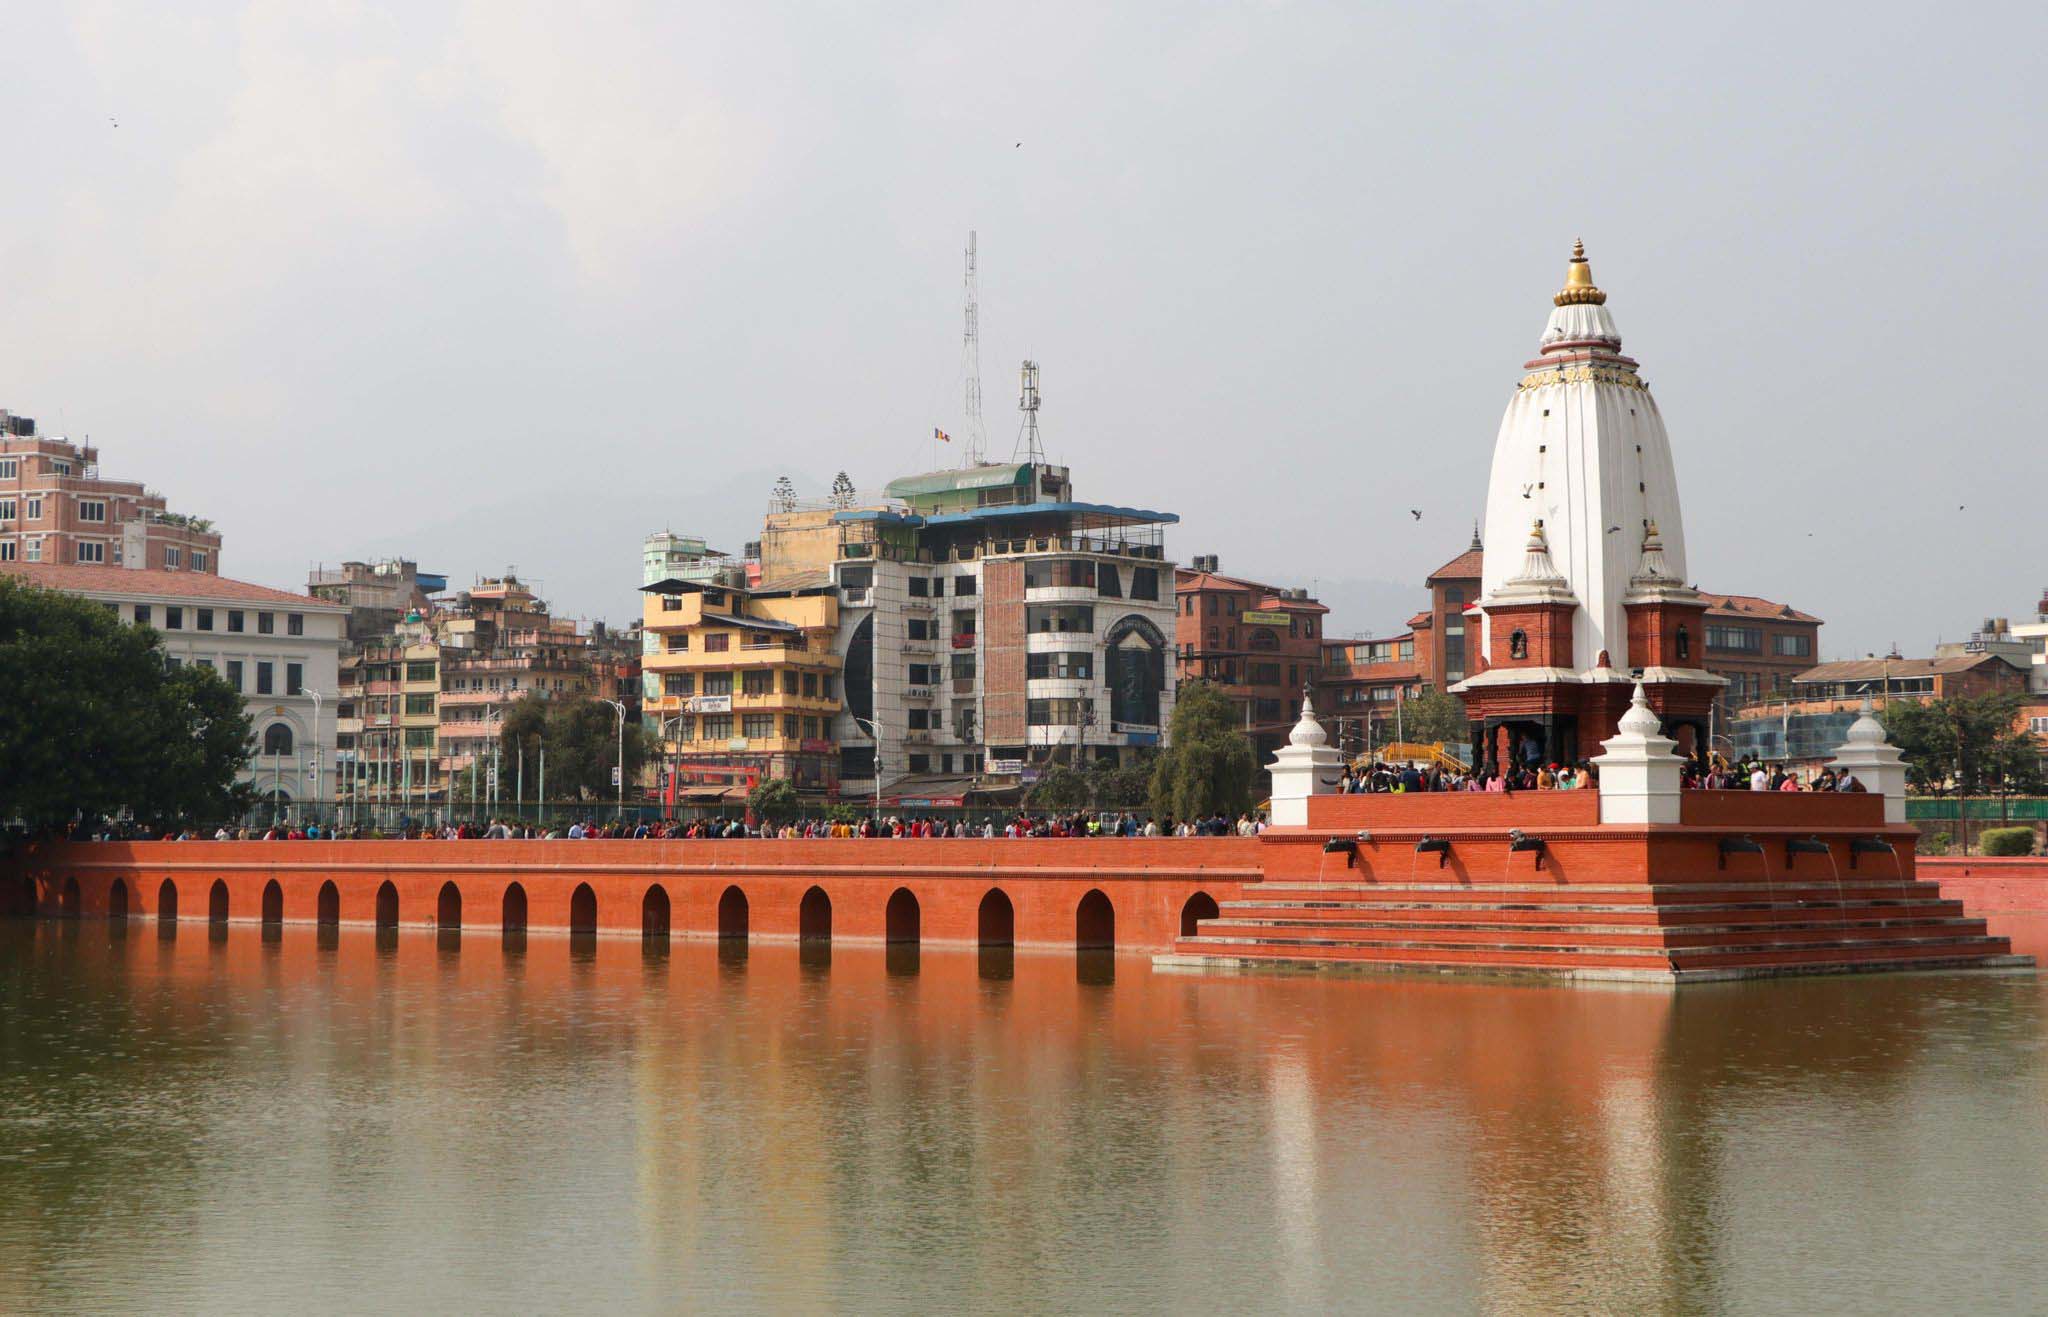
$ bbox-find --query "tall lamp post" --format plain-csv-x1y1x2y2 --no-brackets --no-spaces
848,714,884,820
308,689,323,828
660,714,688,820
599,698,627,822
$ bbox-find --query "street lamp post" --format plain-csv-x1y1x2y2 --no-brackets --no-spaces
599,698,627,821
660,714,688,820
849,715,884,821
308,689,323,828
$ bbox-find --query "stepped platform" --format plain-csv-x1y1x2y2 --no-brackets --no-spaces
1156,793,2032,983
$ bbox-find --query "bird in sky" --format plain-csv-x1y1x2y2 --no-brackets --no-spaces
1014,141,1022,148
108,117,118,128
1409,509,1422,520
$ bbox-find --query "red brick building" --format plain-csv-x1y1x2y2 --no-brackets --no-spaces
1698,593,1824,726
0,413,221,573
1318,537,1483,754
1174,557,1329,759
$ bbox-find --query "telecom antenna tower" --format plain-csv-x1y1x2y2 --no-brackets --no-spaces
1016,359,1045,465
961,232,988,466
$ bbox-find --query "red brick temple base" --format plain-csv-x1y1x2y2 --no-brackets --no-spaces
1158,792,2032,982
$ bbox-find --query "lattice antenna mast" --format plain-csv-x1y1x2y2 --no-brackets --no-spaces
1015,359,1045,465
961,231,988,466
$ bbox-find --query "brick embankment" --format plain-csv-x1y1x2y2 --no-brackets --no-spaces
1919,858,2048,961
17,837,1265,954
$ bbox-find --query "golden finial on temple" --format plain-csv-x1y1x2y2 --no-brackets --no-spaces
1555,237,1607,307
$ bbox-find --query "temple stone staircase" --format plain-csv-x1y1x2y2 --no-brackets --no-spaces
1158,873,2028,982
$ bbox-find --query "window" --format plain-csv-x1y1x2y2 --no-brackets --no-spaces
0,459,13,478
704,632,730,652
783,715,801,738
133,604,151,626
76,541,104,563
226,660,243,691
953,610,977,638
165,547,180,568
1024,559,1094,589
1096,565,1122,598
670,716,696,741
1250,662,1282,685
1131,567,1160,601
805,717,822,739
2031,717,2048,735
78,500,106,523
782,671,799,695
1773,633,1813,658
1255,698,1283,725
22,537,38,562
1444,587,1465,605
741,670,772,695
227,610,244,633
0,499,14,521
907,708,930,730
405,661,436,682
287,663,304,697
1707,624,1763,654
257,612,274,634
25,496,42,521
287,613,303,636
1509,629,1528,660
262,723,294,756
51,460,69,476
663,673,695,696
953,576,976,597
256,662,274,695
742,714,773,739
907,617,931,640
191,551,208,572
1026,604,1094,633
163,655,181,671
703,715,733,741
666,633,691,652
1027,652,1094,680
1027,697,1094,727
165,606,183,630
908,577,930,597
703,672,733,696
949,652,977,678
908,663,938,686
197,608,214,631
801,672,818,697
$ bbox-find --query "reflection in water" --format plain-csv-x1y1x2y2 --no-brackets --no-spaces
884,942,919,978
1,924,2046,1313
1075,948,1116,986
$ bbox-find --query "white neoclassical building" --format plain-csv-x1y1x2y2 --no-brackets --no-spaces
3,561,348,810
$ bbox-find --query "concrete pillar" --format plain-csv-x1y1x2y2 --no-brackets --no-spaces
1828,699,1909,825
1591,681,1683,825
1268,694,1344,828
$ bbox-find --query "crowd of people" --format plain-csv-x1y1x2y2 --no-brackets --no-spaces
86,810,1271,842
1337,761,1595,794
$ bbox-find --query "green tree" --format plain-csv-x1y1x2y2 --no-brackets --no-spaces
1394,688,1470,746
1148,680,1257,823
498,694,651,802
749,777,800,826
1085,749,1158,809
1883,693,2041,796
0,577,254,836
1027,765,1091,809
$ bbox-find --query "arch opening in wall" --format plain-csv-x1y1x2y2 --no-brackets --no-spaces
1179,891,1220,938
262,722,294,756
1075,889,1115,951
717,886,748,942
885,888,920,945
317,881,340,927
1676,624,1692,662
642,885,671,942
158,879,178,925
375,880,399,930
502,882,528,950
208,879,230,925
60,876,81,919
262,880,284,926
799,886,831,943
570,883,598,935
437,881,462,931
1509,629,1528,660
109,878,129,922
976,888,1014,948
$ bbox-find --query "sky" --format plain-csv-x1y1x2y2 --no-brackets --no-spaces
1,1,2042,659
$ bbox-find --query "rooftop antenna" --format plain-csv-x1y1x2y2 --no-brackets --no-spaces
962,232,988,466
1015,359,1045,465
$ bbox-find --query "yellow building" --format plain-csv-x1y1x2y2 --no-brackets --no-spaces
641,573,842,797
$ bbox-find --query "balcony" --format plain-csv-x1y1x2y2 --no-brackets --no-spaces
842,588,873,607
951,634,976,648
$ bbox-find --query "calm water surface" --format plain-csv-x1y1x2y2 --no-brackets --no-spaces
3,918,2047,1314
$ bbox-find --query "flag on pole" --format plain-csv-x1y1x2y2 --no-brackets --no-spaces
934,427,950,443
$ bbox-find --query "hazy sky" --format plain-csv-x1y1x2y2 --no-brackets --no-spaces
3,2,2042,658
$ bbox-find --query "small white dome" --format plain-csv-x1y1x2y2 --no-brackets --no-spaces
1287,694,1328,748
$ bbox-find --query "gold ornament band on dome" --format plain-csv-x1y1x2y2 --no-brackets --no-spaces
1517,364,1649,391
1554,238,1607,306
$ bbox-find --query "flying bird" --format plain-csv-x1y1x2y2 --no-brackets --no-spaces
1409,509,1422,520
1014,141,1022,148
109,117,118,128
1606,525,1622,534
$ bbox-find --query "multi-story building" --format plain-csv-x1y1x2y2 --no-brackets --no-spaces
1173,557,1328,759
0,413,221,572
1727,652,2028,767
640,573,842,799
2,561,345,808
345,633,445,807
639,532,744,727
307,558,448,646
1697,593,1824,725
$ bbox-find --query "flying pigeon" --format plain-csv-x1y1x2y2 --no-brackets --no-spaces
1409,509,1422,520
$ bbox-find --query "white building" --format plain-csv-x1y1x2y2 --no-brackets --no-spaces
3,562,348,811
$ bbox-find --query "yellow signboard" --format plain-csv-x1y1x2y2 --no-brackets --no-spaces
1242,610,1290,625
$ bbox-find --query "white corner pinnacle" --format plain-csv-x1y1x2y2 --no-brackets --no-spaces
1270,689,1343,828
1829,697,1909,824
1592,681,1683,824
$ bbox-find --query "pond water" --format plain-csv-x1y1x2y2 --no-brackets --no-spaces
2,919,2046,1313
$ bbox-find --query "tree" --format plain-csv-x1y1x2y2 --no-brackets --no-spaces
498,694,651,802
749,777,799,826
772,475,798,512
0,577,253,836
1084,750,1157,809
1027,765,1091,809
829,471,857,509
1148,680,1257,823
1394,688,1469,747
1883,693,2041,797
